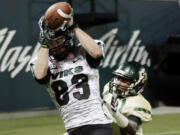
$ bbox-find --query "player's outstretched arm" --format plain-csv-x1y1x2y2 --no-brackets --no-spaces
34,47,49,80
114,113,141,134
74,27,103,59
34,16,50,80
105,101,141,134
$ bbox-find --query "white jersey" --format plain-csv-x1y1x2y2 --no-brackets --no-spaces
30,44,111,130
102,83,152,135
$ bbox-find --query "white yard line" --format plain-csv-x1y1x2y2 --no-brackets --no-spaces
146,131,180,135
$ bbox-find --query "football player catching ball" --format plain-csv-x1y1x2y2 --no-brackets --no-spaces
30,1,112,135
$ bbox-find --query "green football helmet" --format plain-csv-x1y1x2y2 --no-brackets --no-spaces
109,61,148,97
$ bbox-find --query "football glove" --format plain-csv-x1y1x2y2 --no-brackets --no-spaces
111,92,118,112
38,15,77,48
66,12,78,31
38,16,52,48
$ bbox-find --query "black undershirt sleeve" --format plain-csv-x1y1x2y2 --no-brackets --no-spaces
128,115,142,125
34,69,51,85
85,53,103,68
120,115,142,135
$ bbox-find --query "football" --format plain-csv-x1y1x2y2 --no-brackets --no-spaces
44,2,73,29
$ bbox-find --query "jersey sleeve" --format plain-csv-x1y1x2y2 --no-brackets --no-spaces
121,95,152,123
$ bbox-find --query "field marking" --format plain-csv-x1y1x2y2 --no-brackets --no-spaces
146,130,180,135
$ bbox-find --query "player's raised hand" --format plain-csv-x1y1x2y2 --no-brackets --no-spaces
111,92,118,112
38,16,52,48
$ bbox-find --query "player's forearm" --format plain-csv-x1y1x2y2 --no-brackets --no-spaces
113,112,129,128
74,27,102,59
113,113,139,134
34,47,49,79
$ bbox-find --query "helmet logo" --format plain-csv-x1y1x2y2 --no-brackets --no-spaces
139,68,147,84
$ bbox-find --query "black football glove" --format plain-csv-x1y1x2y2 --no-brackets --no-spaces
111,92,118,112
38,15,77,48
38,16,53,48
66,14,78,31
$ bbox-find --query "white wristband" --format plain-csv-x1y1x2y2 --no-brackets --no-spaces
113,112,129,128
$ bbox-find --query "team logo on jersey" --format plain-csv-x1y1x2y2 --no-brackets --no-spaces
51,66,83,79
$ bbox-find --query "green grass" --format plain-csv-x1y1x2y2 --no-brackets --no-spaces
0,113,180,135
0,115,66,135
143,113,180,135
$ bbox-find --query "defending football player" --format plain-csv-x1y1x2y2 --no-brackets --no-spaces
102,61,152,135
30,2,112,135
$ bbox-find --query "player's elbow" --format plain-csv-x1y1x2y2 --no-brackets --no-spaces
122,125,138,135
91,50,103,59
34,70,50,84
122,119,140,134
34,70,48,80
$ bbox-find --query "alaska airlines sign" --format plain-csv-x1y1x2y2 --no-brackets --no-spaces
0,28,40,78
100,28,151,68
0,27,150,78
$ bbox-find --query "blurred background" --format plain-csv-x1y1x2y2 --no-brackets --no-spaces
1,0,180,112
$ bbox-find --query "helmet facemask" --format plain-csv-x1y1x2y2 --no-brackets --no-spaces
109,62,148,98
109,75,135,98
48,27,75,61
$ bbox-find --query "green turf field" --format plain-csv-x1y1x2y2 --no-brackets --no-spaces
0,113,180,135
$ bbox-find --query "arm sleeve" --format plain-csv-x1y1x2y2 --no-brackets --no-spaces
34,69,51,84
86,53,103,68
128,115,142,126
119,115,141,135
